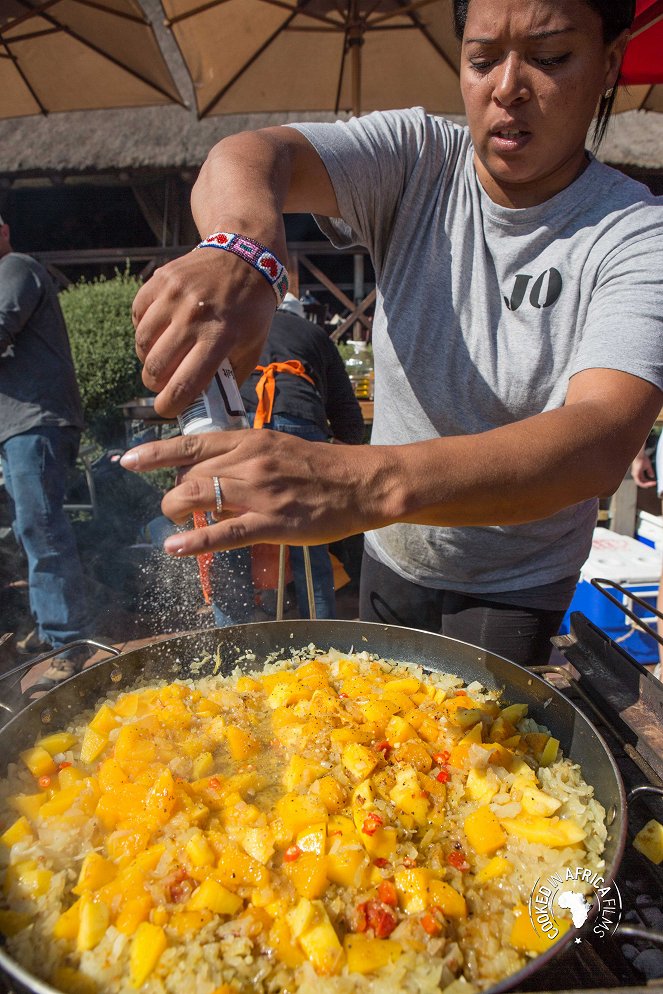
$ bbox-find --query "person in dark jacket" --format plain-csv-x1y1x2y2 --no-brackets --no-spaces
0,214,89,686
212,298,364,623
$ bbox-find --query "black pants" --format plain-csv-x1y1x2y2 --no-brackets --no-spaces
359,553,567,667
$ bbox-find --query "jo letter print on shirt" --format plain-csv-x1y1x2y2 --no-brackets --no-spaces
504,268,563,311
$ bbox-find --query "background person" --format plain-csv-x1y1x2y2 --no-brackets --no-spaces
631,437,663,667
212,295,364,624
125,0,663,666
0,214,90,688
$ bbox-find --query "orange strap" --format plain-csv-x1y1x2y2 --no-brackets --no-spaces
253,360,315,430
193,510,214,605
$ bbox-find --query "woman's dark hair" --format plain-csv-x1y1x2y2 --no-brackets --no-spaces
452,0,636,148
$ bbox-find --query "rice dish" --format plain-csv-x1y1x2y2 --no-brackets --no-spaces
0,649,608,994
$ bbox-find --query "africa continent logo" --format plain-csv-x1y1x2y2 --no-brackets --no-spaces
557,891,592,928
529,866,622,943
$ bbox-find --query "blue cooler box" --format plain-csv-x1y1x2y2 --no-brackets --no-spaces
560,528,662,664
636,510,663,552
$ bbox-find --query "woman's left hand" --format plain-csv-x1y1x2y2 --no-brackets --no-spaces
120,430,396,556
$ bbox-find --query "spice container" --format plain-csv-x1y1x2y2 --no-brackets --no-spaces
177,358,249,435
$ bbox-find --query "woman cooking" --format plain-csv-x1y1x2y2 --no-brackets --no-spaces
124,0,663,665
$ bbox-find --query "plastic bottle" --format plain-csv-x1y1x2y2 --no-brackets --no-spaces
176,358,249,436
344,341,373,400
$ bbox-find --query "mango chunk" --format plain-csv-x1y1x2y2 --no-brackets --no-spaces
282,755,327,792
298,901,344,976
73,852,117,894
326,849,370,889
36,731,78,756
225,724,260,761
539,736,560,767
185,832,216,867
129,921,167,988
0,816,33,847
510,902,569,953
53,899,82,940
79,727,108,765
475,855,513,884
390,766,429,827
464,805,507,855
633,819,663,865
268,918,306,968
344,934,402,973
284,852,328,899
500,703,528,724
77,897,110,952
10,792,47,820
187,878,243,915
427,879,467,918
274,792,328,841
341,742,380,782
20,746,57,779
89,704,120,736
521,786,562,817
50,967,98,994
500,814,586,848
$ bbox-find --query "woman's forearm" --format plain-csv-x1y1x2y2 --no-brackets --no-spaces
191,130,291,250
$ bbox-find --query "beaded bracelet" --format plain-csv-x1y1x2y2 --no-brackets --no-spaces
195,232,289,307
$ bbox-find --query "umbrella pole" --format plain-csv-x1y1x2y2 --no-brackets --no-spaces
348,0,363,116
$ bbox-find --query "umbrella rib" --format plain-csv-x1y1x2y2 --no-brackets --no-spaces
398,0,459,78
9,6,185,105
5,0,149,30
168,0,341,29
368,0,443,28
197,11,296,118
0,36,48,113
329,0,352,114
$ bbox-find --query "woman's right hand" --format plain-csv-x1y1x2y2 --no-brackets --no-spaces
132,247,277,418
630,447,657,488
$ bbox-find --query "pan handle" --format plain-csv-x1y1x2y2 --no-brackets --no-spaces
615,924,663,946
0,639,121,719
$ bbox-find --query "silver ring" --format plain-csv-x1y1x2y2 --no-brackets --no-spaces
212,475,223,519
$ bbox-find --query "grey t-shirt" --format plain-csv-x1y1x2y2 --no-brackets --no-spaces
292,109,663,603
0,252,84,444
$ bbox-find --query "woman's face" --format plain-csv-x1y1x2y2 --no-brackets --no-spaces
460,0,629,208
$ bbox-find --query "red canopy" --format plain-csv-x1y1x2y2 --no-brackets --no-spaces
621,0,663,85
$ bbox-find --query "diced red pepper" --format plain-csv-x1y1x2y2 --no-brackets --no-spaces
354,902,368,933
433,751,450,765
377,879,398,907
436,768,450,783
57,761,72,771
421,908,444,936
362,812,384,836
447,851,469,871
339,692,349,699
454,689,468,696
38,775,51,789
376,740,391,754
402,856,417,868
283,845,302,863
366,900,398,938
208,777,222,791
373,857,390,869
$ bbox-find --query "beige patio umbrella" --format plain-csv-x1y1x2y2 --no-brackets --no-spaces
162,0,462,118
0,0,184,117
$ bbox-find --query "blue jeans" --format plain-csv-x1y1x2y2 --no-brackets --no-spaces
212,414,337,625
0,426,89,648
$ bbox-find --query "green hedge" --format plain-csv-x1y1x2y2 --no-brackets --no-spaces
60,271,147,446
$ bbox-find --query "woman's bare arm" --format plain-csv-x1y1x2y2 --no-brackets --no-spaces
131,127,337,417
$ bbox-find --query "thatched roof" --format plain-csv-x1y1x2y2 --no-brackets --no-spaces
0,0,661,181
0,106,345,180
